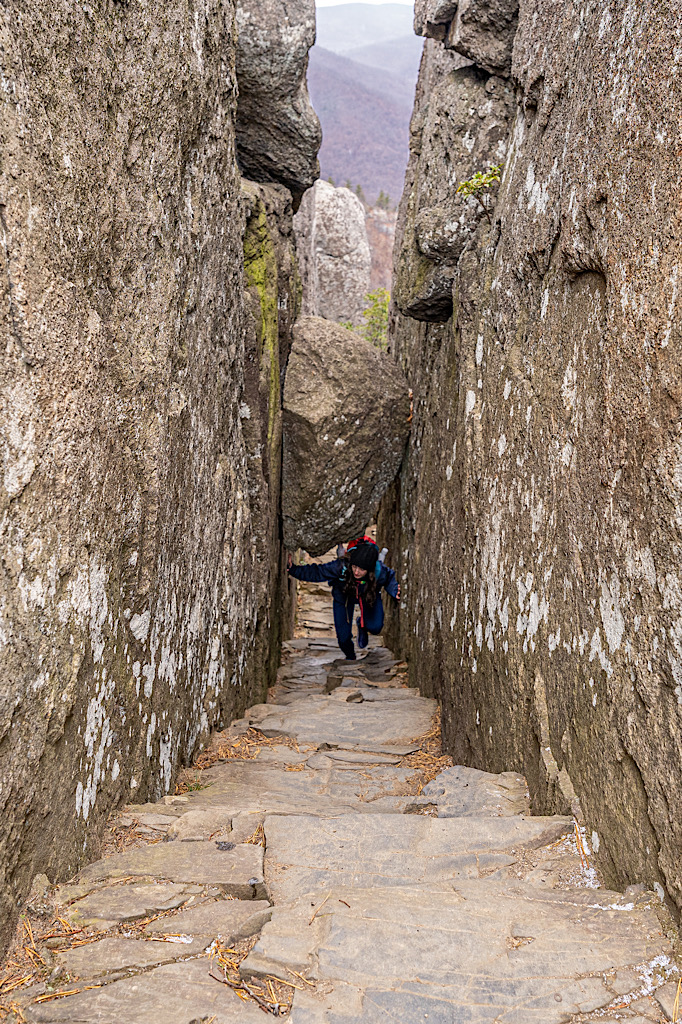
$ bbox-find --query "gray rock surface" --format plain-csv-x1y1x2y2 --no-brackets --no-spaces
294,180,372,325
253,687,436,746
55,935,208,980
73,841,266,900
417,764,530,816
23,960,265,1023
59,882,198,929
263,811,569,900
0,2,303,949
13,584,679,1022
444,0,519,75
393,46,513,321
249,884,671,1024
415,0,518,74
236,0,321,202
282,317,411,555
143,899,272,941
380,0,682,920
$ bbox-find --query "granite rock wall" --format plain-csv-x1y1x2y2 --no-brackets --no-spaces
294,180,372,326
381,0,682,917
0,0,307,949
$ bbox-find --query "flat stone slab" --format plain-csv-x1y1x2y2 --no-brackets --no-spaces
58,881,200,928
22,959,265,1023
165,759,422,821
252,690,436,746
55,935,207,981
263,812,571,901
243,883,675,1024
144,898,272,942
415,765,531,817
76,842,266,900
167,807,233,841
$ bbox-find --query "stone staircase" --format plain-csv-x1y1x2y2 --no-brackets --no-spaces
9,583,680,1023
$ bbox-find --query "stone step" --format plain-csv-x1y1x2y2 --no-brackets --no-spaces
241,882,675,1024
58,840,266,906
409,764,531,817
23,959,265,1023
261,811,572,902
12,624,679,1023
248,687,437,747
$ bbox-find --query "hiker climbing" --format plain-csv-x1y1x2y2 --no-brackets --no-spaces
287,538,401,660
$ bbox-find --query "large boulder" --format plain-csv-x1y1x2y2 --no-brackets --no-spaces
236,0,322,204
282,318,411,555
294,180,372,326
414,0,518,76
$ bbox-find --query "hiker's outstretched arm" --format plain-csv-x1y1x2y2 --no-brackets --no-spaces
287,559,343,583
383,567,400,600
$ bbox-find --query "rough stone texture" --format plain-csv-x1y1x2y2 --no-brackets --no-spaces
263,811,569,901
250,884,672,1024
253,688,436,747
58,881,198,929
414,0,518,76
23,960,265,1024
294,180,372,326
282,317,411,555
416,764,530,817
55,935,209,980
11,585,678,1022
444,0,519,76
393,40,513,322
143,898,272,941
236,0,321,203
0,0,313,950
380,0,682,917
73,841,266,900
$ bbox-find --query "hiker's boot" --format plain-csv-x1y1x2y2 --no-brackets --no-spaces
339,638,356,660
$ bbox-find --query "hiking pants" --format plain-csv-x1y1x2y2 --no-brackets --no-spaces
333,597,384,659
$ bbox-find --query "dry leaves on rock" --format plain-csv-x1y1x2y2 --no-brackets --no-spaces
191,729,303,774
0,915,85,1019
402,710,453,795
208,937,297,1017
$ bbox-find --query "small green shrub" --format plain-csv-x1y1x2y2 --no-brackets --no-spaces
360,288,390,350
456,165,502,223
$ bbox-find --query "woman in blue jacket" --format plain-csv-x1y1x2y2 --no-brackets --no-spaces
287,540,401,660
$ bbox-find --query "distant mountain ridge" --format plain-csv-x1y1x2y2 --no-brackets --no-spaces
308,46,412,205
343,35,424,80
310,5,423,206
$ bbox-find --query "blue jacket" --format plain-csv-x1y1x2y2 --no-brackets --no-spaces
288,558,399,606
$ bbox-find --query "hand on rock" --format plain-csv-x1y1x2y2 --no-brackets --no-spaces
287,552,293,569
396,584,401,602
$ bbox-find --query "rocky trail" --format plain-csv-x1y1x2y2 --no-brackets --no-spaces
4,580,680,1023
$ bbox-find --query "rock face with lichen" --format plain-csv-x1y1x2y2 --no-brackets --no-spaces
282,317,410,556
380,0,682,917
0,0,312,951
294,180,372,326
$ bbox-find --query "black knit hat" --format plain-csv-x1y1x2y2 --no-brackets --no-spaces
349,542,379,572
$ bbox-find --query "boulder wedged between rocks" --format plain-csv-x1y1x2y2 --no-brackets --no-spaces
236,0,321,203
281,316,411,556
